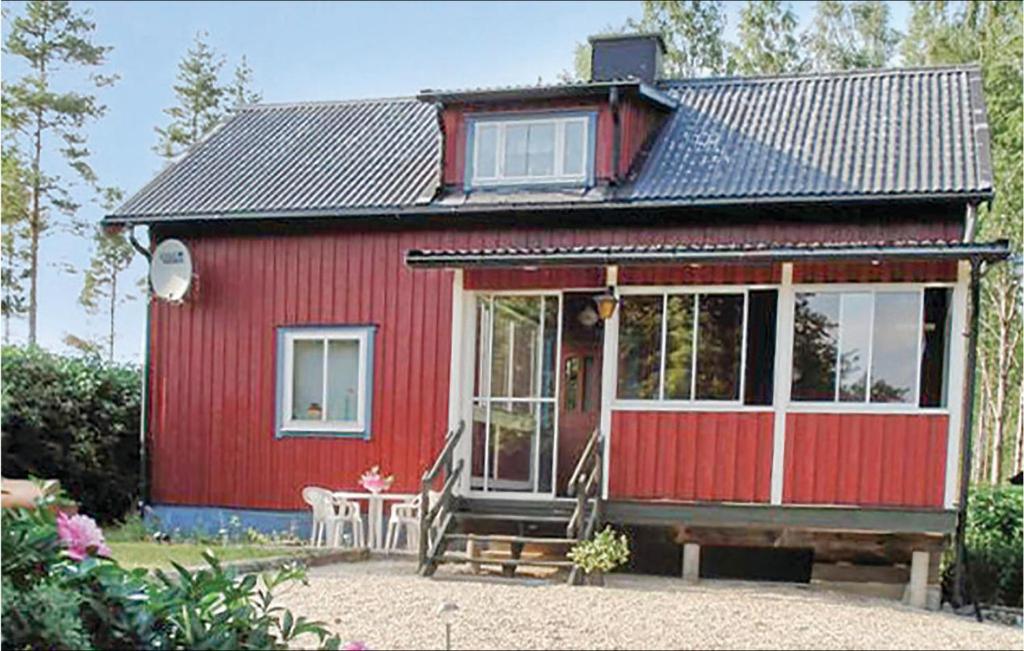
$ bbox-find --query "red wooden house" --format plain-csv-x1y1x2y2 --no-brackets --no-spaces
108,35,1007,602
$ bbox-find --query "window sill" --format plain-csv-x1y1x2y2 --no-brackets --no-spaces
275,429,371,440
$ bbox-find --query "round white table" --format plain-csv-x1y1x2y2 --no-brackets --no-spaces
331,491,416,550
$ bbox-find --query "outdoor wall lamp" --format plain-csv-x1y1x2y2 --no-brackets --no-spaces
593,286,619,320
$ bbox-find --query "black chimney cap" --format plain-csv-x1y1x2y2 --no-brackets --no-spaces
589,33,666,84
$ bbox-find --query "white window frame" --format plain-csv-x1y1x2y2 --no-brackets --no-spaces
787,283,953,413
280,327,371,435
613,286,752,410
469,115,591,187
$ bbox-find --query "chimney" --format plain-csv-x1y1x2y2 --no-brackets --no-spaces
589,33,665,84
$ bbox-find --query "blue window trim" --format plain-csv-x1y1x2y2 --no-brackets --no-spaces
464,110,598,192
274,324,376,440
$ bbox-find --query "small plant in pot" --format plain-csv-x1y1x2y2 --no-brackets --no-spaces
567,526,629,586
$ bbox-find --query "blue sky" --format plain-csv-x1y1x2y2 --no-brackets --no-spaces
2,0,910,361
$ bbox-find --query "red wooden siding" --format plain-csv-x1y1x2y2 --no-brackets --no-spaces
147,217,962,511
794,260,958,283
608,411,774,503
620,263,781,285
783,413,948,508
465,267,605,290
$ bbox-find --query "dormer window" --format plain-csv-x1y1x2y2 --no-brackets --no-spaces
468,113,595,188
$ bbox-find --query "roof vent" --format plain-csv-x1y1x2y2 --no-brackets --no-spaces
589,33,665,84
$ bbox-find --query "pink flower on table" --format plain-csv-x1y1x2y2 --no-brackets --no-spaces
358,465,394,494
56,512,111,561
341,642,368,651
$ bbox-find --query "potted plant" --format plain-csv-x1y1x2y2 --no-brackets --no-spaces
567,526,630,586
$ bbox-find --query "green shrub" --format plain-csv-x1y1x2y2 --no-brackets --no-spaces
963,484,1022,607
1,496,343,650
567,526,630,575
1,345,142,523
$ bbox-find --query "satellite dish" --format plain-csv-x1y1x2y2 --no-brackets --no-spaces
150,239,193,302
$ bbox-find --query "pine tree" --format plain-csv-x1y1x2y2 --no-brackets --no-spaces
79,188,135,361
729,0,804,75
1,142,31,344
230,54,262,107
2,0,116,345
803,0,900,71
155,32,227,158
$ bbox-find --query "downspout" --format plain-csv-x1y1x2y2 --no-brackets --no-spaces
129,226,152,515
432,101,447,198
952,255,983,615
609,86,621,185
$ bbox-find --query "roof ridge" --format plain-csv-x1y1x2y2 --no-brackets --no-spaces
236,96,422,111
659,63,982,87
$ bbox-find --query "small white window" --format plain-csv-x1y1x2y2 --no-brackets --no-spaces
469,114,592,187
277,326,374,437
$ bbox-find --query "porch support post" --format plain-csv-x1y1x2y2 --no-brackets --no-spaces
682,543,700,583
599,265,619,500
944,261,970,508
906,550,930,609
770,262,795,504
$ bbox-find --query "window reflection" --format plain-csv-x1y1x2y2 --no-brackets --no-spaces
792,293,839,401
617,295,662,399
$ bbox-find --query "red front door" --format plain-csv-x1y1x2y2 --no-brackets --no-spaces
557,292,604,495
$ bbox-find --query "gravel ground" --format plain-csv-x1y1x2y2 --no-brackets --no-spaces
276,559,1022,650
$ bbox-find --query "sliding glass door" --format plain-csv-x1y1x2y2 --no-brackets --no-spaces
470,294,560,495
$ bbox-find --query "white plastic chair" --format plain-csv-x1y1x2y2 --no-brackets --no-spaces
385,491,439,553
302,486,343,547
329,494,365,548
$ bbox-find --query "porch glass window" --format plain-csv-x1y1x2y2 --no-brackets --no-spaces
616,291,750,403
276,326,374,437
791,289,937,406
469,114,593,187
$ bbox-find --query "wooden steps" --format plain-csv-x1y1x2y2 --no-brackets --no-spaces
453,512,571,524
437,552,575,569
444,532,576,546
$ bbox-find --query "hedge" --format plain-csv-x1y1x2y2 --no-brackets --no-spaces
1,346,142,523
961,484,1023,607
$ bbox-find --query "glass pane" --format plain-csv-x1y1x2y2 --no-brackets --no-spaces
563,120,585,176
473,298,491,398
870,292,921,404
489,401,536,491
920,288,952,407
291,339,324,420
470,400,488,490
617,295,663,399
504,124,528,177
838,293,871,402
326,339,360,422
526,123,555,177
695,294,744,400
664,294,694,399
490,296,550,398
541,296,558,397
744,290,777,406
537,403,555,494
792,293,839,401
475,124,499,179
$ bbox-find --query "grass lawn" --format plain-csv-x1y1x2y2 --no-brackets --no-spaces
109,542,304,569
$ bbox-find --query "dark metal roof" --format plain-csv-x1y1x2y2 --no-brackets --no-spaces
624,66,993,202
111,98,440,221
406,239,1011,268
417,80,676,110
108,65,993,225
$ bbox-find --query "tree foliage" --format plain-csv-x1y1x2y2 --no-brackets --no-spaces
156,32,261,158
803,0,901,71
634,0,728,77
728,0,803,75
2,0,116,344
1,345,141,523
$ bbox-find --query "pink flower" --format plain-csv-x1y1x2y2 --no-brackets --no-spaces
56,512,111,561
341,642,368,651
359,466,394,494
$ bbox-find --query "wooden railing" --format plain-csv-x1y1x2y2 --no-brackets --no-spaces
417,420,465,575
566,427,603,585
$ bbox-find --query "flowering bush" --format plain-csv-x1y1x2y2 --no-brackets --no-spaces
2,493,344,649
567,526,630,576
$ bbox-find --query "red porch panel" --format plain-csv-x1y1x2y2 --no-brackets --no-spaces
608,411,774,503
783,413,949,508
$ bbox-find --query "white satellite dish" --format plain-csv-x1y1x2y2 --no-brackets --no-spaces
150,239,193,302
